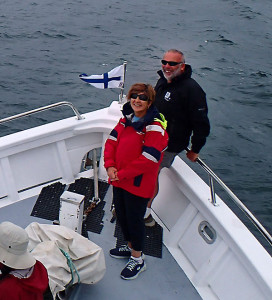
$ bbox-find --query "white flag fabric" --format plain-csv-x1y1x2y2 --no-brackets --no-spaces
79,64,124,89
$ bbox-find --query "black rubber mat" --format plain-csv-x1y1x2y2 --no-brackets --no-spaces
81,200,106,237
31,182,66,221
31,178,109,235
83,200,106,234
114,221,163,258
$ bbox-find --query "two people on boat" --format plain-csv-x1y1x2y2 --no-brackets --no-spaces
104,49,210,280
0,222,53,300
104,83,168,280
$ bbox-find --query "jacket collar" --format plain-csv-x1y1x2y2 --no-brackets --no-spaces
122,102,160,131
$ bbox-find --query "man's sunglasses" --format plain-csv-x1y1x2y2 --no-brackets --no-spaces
161,60,183,66
130,93,149,101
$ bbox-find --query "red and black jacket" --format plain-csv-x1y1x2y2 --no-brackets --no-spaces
104,102,168,198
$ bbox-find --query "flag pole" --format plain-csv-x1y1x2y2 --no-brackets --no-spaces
119,61,127,103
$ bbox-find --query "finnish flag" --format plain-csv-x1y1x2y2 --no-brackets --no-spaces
79,64,124,89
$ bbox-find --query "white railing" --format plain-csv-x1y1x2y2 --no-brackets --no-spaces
0,101,84,125
187,148,272,247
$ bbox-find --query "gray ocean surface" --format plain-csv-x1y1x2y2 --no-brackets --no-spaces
0,0,271,252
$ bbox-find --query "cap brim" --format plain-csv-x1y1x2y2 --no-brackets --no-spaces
0,244,36,269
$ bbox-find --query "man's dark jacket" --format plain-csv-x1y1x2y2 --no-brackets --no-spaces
154,64,210,153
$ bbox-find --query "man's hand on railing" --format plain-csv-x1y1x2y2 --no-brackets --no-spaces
186,149,199,162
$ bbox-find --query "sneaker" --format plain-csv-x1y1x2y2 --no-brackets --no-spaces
109,245,131,259
120,257,146,280
144,214,155,227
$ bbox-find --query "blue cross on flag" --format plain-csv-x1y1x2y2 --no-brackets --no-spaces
79,64,124,89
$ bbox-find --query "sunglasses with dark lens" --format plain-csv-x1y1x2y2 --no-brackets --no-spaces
161,60,183,66
130,93,149,101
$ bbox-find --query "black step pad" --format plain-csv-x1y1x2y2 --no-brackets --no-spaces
114,221,163,258
31,182,65,221
31,178,109,235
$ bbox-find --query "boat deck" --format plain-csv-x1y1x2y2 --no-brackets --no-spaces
0,184,201,300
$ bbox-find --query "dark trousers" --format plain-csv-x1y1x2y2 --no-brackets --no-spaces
113,187,149,252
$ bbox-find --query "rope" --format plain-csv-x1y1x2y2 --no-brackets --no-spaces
59,248,81,287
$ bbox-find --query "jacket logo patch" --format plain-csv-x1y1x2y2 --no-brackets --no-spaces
164,92,171,101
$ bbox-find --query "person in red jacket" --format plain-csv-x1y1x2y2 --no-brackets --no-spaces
0,221,51,300
104,83,168,280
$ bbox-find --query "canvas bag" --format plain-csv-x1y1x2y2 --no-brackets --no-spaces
25,222,106,297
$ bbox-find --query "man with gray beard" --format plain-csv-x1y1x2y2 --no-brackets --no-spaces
144,49,210,226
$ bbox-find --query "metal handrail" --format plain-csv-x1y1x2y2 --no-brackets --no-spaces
0,101,84,125
186,149,272,247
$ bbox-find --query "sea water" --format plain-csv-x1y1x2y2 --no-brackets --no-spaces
0,0,271,252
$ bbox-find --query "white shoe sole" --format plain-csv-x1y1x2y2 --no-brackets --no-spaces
110,252,145,259
145,219,156,227
109,253,131,259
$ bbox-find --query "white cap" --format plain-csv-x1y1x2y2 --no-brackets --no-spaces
0,222,36,269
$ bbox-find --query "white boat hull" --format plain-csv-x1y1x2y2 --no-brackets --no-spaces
0,101,271,299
